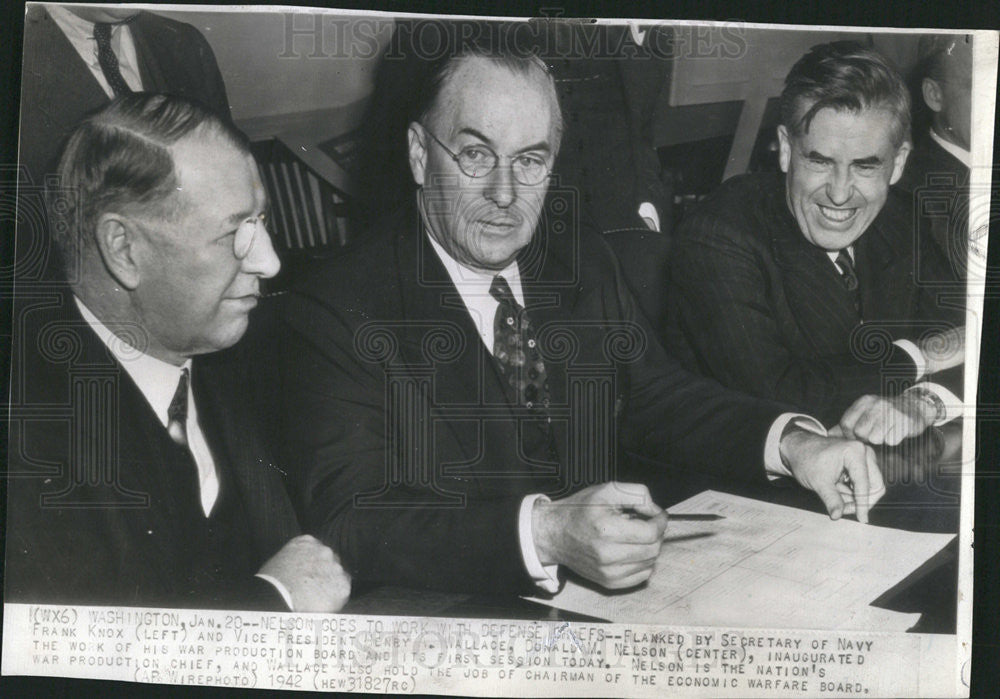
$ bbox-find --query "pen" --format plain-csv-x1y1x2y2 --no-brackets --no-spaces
623,510,725,521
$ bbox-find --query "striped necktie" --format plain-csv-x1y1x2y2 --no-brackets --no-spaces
834,249,861,315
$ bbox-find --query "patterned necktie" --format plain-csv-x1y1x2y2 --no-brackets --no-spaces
490,275,550,415
166,368,190,447
93,22,133,96
834,249,861,315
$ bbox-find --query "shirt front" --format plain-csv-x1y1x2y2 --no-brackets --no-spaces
425,231,524,353
74,297,219,515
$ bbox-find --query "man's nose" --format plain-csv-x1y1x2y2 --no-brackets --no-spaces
825,167,853,206
484,161,516,208
242,226,281,279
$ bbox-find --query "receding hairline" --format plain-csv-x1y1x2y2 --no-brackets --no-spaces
133,127,257,226
421,54,563,151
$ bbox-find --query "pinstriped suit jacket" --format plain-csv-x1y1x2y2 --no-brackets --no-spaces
665,173,963,426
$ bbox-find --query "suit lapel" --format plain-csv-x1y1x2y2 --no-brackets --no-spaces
129,13,168,92
766,189,860,354
855,199,916,321
60,297,195,570
393,217,501,469
519,209,582,468
22,9,110,149
193,354,299,558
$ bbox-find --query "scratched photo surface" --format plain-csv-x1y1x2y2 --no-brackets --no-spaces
2,3,997,697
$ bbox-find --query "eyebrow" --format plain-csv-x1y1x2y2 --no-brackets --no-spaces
224,211,255,227
457,127,551,154
804,150,883,166
223,196,269,228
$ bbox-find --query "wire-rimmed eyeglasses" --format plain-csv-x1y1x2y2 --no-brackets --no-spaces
233,213,268,259
421,126,551,186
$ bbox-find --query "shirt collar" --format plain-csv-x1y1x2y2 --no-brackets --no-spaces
46,5,99,44
418,193,524,305
929,127,971,168
74,296,191,428
826,245,854,266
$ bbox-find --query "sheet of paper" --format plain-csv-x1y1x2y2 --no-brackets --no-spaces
527,490,954,631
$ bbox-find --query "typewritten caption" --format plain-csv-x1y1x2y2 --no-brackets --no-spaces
2,604,948,696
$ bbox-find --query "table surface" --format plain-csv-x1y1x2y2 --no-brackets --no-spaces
344,423,964,633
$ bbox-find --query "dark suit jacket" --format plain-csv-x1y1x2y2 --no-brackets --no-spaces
665,173,963,426
277,201,786,595
895,133,970,283
5,291,300,609
18,6,231,186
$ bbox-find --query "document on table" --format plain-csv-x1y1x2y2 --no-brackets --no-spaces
526,490,955,631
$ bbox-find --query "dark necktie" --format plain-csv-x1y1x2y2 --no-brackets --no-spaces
167,368,190,447
490,275,550,416
93,22,133,96
834,249,861,315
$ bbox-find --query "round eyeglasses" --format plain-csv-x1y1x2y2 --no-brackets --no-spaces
233,214,268,260
421,126,551,186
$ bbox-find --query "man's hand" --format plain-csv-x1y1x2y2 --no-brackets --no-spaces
258,535,351,612
779,429,885,523
838,392,938,445
920,325,965,375
532,482,668,590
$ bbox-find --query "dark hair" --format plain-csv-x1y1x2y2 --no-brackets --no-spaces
413,31,564,153
780,41,911,147
916,34,970,84
48,93,250,271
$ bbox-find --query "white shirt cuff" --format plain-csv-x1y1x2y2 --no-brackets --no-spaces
906,382,963,425
894,339,926,379
519,494,560,593
765,413,827,479
255,574,295,610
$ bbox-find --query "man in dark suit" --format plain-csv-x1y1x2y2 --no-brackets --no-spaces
896,34,973,282
5,94,349,611
666,42,965,443
278,42,886,597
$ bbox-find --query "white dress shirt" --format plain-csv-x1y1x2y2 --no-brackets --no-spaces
75,298,294,609
75,297,219,515
48,6,144,98
425,231,815,593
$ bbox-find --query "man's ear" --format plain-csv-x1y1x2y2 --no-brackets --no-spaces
889,141,912,185
94,213,142,290
407,122,428,186
776,125,792,173
922,77,944,113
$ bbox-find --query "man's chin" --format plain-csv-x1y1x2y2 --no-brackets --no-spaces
203,317,251,354
805,217,867,251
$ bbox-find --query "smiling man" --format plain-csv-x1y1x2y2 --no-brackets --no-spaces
279,40,894,598
6,94,350,612
666,41,965,440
